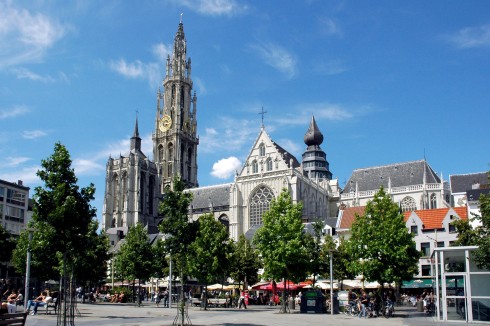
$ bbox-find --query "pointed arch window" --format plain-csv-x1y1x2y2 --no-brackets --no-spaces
112,173,119,212
266,157,273,171
252,160,258,173
430,193,437,209
259,143,265,157
168,143,174,161
121,172,127,211
249,186,274,226
158,145,164,161
401,196,417,212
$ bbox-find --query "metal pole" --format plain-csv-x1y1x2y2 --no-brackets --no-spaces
24,231,33,308
169,251,172,308
330,251,334,316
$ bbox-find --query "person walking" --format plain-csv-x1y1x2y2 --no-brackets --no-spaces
238,291,247,309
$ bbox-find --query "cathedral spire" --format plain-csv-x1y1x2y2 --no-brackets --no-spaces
304,115,324,149
301,115,332,181
130,116,142,153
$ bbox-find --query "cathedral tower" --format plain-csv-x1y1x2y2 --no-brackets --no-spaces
301,115,332,181
102,118,159,232
153,21,199,191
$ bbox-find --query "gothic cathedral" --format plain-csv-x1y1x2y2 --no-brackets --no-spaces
102,21,198,232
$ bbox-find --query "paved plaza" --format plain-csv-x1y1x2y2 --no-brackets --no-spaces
19,302,482,326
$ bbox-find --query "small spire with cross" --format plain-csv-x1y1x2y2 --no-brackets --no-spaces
258,106,267,129
180,13,183,23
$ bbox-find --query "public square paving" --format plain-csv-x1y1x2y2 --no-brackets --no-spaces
21,302,476,326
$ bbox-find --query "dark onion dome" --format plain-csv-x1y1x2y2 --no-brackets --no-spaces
304,115,323,147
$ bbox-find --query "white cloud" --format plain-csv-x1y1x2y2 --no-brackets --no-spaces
22,130,48,139
110,59,145,78
274,103,354,126
12,67,55,83
211,156,242,179
2,156,30,168
179,0,247,16
200,117,258,154
0,2,65,69
446,24,490,48
320,17,343,37
153,43,172,62
0,165,41,186
250,42,297,78
73,158,105,176
109,59,161,88
0,105,29,119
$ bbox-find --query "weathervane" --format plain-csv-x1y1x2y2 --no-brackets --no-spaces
180,13,183,23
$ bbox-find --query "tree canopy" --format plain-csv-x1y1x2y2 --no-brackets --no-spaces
345,187,420,286
253,189,310,312
188,214,231,286
12,142,108,283
229,234,261,289
114,223,154,283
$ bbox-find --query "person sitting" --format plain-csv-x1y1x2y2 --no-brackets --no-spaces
26,291,52,315
117,291,125,303
6,290,18,313
110,292,119,303
15,290,23,306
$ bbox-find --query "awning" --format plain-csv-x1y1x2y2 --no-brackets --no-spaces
402,279,433,289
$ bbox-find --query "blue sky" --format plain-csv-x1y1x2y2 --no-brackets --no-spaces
1,0,489,224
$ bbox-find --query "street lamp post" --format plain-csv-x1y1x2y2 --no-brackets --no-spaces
168,250,172,308
24,229,34,308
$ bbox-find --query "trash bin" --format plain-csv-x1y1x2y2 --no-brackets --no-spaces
417,300,424,312
288,297,295,310
300,290,325,313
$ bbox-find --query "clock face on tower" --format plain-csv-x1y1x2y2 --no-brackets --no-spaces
159,115,172,132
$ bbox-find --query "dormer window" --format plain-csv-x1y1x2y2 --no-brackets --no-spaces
410,225,418,235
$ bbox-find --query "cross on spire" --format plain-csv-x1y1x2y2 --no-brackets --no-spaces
258,106,267,129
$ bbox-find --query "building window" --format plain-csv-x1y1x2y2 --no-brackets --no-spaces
252,160,258,173
437,241,444,248
448,223,456,233
430,193,437,209
158,145,164,161
401,196,417,212
421,265,431,276
266,158,272,171
421,242,431,257
259,143,265,157
410,225,418,235
168,143,174,161
249,186,274,226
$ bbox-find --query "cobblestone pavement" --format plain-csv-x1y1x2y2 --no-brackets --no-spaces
20,302,480,326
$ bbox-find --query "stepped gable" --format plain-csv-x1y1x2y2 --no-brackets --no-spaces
343,160,440,193
188,184,232,210
450,172,489,193
403,207,468,229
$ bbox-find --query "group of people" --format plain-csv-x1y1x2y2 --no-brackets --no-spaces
347,289,395,318
25,290,54,315
1,289,23,314
154,289,169,307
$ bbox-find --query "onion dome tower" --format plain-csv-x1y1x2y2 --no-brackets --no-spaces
301,115,332,180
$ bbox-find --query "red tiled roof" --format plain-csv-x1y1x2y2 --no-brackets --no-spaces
403,206,468,229
339,206,365,229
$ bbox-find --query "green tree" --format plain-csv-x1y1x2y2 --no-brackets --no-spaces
453,172,490,269
114,223,154,304
12,142,108,284
188,214,231,309
253,189,310,312
158,177,196,324
305,219,329,284
345,187,420,291
229,235,261,291
0,224,15,268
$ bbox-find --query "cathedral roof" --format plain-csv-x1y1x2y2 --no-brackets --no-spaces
342,160,440,193
271,139,300,169
303,115,324,148
450,172,489,193
188,183,232,210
